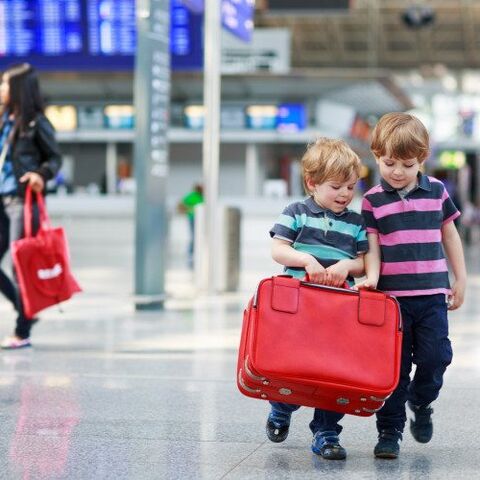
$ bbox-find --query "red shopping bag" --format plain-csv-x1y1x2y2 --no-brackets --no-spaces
11,186,82,318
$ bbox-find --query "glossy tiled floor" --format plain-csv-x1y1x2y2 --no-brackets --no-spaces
0,212,479,479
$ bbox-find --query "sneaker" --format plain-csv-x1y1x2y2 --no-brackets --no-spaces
311,430,347,460
408,401,433,443
266,418,290,443
1,336,31,350
374,429,402,459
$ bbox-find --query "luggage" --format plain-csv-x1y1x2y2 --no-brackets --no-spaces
237,275,402,417
11,186,82,318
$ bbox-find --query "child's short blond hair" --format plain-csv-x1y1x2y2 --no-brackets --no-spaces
301,138,362,194
371,112,430,162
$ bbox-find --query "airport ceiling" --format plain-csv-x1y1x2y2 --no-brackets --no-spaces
256,0,480,70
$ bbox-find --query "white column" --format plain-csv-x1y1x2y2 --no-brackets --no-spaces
202,0,222,294
245,143,259,197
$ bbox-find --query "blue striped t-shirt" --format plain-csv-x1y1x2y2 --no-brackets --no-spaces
270,196,368,282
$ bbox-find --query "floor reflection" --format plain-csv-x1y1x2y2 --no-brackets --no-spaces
9,378,80,480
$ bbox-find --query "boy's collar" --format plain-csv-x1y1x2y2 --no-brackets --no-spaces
304,196,348,216
381,173,431,193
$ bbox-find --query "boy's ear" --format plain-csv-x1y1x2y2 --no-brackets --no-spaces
305,177,316,192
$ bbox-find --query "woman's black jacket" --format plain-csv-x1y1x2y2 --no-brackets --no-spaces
10,113,62,197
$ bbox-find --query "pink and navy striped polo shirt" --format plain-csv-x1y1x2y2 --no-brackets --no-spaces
361,174,460,297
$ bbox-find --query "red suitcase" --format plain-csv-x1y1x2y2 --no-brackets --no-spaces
237,276,403,417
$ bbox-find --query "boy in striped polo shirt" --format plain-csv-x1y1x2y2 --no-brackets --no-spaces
360,113,466,459
266,138,368,460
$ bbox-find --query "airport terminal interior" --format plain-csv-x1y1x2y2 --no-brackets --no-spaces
1,1,480,478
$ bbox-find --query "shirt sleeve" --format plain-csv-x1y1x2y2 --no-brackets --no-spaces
269,204,299,243
441,186,461,224
356,216,369,254
361,196,378,234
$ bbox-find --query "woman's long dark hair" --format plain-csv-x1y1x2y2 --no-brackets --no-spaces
1,63,44,134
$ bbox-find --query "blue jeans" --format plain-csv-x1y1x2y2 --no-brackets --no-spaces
269,401,344,435
376,294,452,433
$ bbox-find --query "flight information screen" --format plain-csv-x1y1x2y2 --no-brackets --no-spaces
86,0,135,57
0,0,83,57
0,0,203,70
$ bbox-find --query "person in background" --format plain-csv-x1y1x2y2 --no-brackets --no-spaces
0,63,62,349
177,183,203,268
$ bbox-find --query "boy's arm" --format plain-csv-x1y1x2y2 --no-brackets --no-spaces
441,221,467,310
271,238,327,284
356,233,381,289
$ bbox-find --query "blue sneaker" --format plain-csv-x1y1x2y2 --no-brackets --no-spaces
374,429,402,459
311,430,346,460
408,401,433,443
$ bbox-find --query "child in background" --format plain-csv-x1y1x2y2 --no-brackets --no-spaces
177,183,203,268
266,138,368,460
360,113,466,459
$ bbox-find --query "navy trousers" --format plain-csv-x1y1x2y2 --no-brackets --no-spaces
376,294,453,433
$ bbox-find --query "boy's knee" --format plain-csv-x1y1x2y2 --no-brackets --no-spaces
416,339,453,371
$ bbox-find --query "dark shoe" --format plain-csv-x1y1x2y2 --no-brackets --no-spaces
408,401,433,443
266,419,290,443
374,430,402,459
311,431,346,460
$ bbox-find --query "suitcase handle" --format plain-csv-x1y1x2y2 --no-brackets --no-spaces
271,275,388,327
304,274,349,289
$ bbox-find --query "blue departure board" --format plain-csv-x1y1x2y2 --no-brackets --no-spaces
87,0,135,56
0,0,83,57
0,0,203,71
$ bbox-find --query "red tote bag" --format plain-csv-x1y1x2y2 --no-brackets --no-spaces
11,186,82,318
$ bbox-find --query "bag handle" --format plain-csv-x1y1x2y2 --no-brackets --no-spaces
24,184,50,238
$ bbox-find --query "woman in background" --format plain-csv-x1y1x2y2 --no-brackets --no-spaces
0,63,62,349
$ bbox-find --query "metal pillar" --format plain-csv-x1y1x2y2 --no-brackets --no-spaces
133,0,171,309
106,142,117,195
201,0,222,294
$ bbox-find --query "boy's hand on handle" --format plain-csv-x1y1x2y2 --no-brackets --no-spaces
354,276,379,291
20,172,44,193
448,279,466,310
304,257,327,284
324,261,349,287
